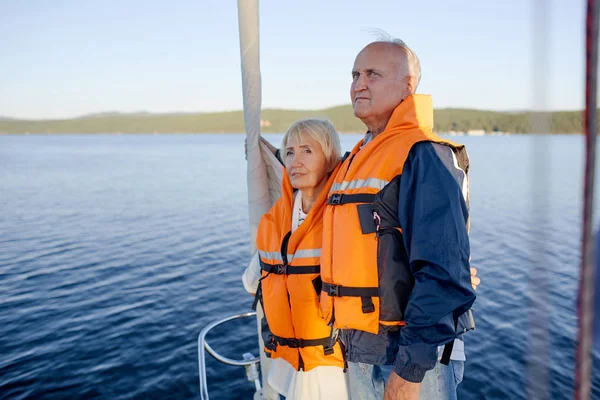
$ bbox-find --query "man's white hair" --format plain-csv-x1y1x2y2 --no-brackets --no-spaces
368,30,422,89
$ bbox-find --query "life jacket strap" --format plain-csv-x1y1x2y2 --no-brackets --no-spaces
322,282,379,298
323,327,341,356
440,310,461,365
440,340,454,365
337,334,348,372
322,282,378,314
361,297,375,313
327,193,376,205
260,259,320,275
268,334,332,350
251,275,267,311
251,286,260,311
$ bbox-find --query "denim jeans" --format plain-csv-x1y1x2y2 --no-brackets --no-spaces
346,360,464,400
418,360,464,400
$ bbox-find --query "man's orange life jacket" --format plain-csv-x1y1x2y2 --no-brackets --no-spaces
319,94,470,335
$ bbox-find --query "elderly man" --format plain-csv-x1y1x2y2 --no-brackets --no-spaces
317,39,476,400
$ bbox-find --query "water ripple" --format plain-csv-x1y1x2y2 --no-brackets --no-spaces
1,135,599,399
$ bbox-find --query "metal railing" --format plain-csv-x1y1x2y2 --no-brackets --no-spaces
198,311,262,400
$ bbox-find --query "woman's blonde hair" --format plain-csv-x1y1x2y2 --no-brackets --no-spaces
281,118,342,173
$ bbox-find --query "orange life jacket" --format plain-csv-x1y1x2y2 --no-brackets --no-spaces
255,164,345,371
319,94,470,335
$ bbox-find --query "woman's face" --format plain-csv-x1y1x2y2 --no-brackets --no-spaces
284,134,329,192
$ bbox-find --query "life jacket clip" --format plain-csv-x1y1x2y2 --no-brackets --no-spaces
287,338,304,348
276,264,288,275
329,193,342,205
328,284,340,297
265,337,277,352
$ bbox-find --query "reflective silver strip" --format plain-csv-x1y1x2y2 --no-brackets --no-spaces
260,248,320,263
287,248,321,262
330,178,389,192
259,251,282,262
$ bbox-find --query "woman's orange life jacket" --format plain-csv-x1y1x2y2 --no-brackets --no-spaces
319,94,470,335
255,163,345,372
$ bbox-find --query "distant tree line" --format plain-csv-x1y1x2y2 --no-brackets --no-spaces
0,106,590,134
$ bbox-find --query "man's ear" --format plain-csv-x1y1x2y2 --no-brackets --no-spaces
400,76,415,101
405,75,417,95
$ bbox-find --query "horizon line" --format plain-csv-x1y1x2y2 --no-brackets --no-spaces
1,105,587,122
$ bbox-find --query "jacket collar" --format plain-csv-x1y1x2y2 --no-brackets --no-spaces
383,94,433,133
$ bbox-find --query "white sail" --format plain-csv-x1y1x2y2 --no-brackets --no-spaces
237,1,282,399
238,0,282,254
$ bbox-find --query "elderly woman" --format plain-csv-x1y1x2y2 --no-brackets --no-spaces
243,118,348,400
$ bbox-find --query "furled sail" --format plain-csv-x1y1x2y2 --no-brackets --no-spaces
237,1,282,398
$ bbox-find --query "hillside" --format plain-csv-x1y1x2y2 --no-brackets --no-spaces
0,106,588,134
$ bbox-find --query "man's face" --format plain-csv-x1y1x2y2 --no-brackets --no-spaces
350,43,409,124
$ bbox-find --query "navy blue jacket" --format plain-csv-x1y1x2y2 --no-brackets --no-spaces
343,141,476,382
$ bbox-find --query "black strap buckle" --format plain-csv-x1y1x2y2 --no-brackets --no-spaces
288,338,304,348
328,284,340,297
265,337,277,352
276,264,288,275
329,193,342,205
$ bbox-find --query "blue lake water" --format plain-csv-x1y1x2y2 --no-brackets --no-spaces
1,133,599,399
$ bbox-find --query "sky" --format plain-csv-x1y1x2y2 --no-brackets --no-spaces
0,0,588,119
